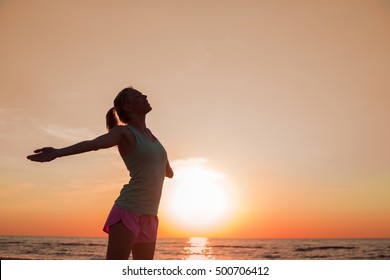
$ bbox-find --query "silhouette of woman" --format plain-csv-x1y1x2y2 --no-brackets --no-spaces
27,87,174,259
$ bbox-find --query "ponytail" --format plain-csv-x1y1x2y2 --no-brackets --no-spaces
107,87,137,130
106,107,118,131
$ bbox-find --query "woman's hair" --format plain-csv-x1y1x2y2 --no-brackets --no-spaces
106,87,142,130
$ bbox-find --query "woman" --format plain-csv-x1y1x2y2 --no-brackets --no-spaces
27,87,174,260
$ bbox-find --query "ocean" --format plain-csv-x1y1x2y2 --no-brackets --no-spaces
1,236,389,260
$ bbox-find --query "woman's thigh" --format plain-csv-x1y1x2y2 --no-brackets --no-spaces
132,242,156,260
106,222,135,260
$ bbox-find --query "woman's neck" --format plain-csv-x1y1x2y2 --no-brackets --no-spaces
129,115,147,132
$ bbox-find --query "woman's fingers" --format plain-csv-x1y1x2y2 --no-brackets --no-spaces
27,154,40,161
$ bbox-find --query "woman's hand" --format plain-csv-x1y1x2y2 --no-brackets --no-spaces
165,160,174,178
27,147,59,163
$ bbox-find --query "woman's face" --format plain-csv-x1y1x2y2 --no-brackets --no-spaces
125,90,152,114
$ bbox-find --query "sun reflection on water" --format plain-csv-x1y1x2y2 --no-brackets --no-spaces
183,237,214,260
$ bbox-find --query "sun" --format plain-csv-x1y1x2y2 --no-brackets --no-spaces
161,158,235,234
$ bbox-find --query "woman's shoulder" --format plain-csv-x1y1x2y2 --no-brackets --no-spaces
114,125,136,156
110,125,135,139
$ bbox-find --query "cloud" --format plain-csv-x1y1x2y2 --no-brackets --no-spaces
170,157,226,182
170,157,208,167
40,124,100,142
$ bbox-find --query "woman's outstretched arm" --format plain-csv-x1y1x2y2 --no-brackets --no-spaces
27,126,128,163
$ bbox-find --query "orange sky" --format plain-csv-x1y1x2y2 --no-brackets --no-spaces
0,0,389,238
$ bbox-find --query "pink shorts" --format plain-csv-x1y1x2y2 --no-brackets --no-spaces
103,204,158,244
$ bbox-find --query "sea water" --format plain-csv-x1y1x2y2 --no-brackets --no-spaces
1,235,389,260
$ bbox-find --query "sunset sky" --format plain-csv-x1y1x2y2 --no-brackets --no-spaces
1,0,389,238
